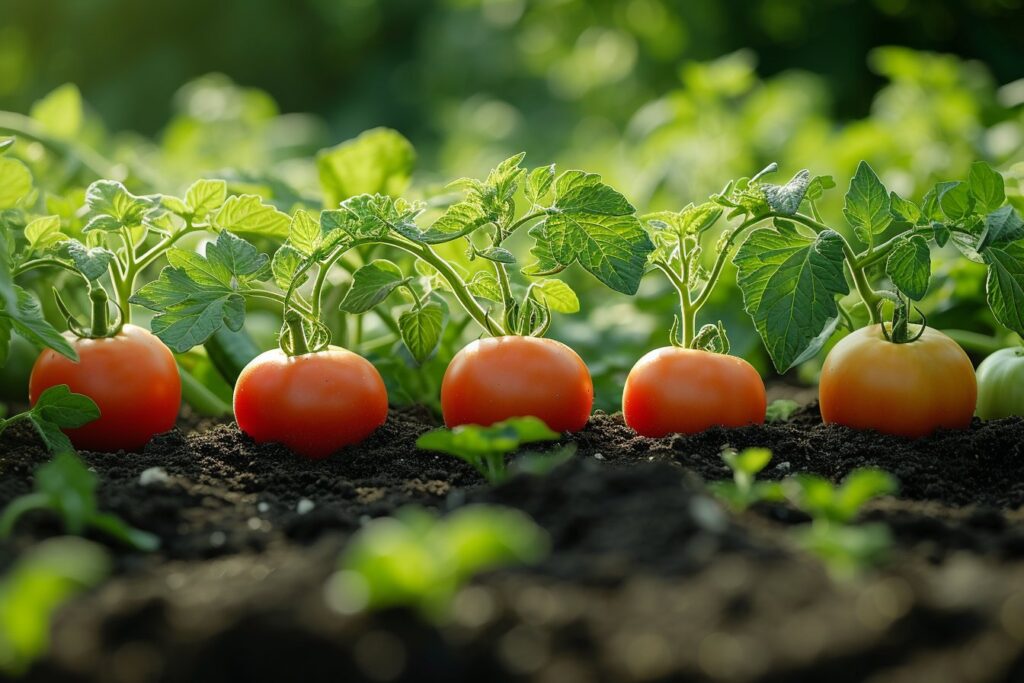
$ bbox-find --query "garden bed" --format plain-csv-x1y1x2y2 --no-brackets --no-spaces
3,405,1024,682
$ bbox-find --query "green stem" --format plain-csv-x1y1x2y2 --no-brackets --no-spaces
691,216,763,311
90,288,110,337
177,363,232,417
502,210,547,243
378,235,507,336
14,258,81,277
285,312,309,356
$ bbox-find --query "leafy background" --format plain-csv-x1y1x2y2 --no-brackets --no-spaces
1,0,1023,411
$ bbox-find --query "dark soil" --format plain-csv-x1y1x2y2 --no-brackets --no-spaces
3,404,1024,682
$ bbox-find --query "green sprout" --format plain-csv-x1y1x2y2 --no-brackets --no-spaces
0,385,99,454
0,537,110,675
325,505,549,620
707,447,784,511
765,399,799,423
416,416,570,483
785,469,899,575
0,452,160,551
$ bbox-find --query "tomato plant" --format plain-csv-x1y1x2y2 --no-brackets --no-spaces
975,347,1024,420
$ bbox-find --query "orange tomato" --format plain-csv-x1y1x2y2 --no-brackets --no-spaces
623,347,766,437
233,347,389,459
29,324,181,452
441,336,593,432
819,324,976,437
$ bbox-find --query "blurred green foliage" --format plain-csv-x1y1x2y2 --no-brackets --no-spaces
0,0,1022,411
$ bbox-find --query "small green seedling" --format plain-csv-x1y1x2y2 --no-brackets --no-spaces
0,385,99,454
0,537,110,675
785,469,899,574
785,469,898,525
0,452,160,551
416,416,567,483
765,399,799,423
707,447,784,511
325,505,548,619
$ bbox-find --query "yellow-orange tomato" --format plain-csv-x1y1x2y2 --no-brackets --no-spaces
29,324,181,452
441,336,593,432
819,325,976,438
623,347,766,437
233,347,388,459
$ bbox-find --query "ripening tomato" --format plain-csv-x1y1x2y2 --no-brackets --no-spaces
819,324,976,438
233,347,388,459
441,336,593,432
29,324,181,452
975,347,1024,420
623,347,766,437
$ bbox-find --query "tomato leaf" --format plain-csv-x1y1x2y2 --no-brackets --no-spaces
339,260,408,313
6,288,76,360
763,169,810,216
131,231,266,352
888,192,921,225
399,301,446,364
270,244,308,291
539,170,652,294
83,180,160,232
24,216,66,253
968,161,1005,215
212,195,290,237
885,235,931,300
58,241,114,282
938,181,974,222
317,128,415,208
979,205,1024,251
184,179,227,221
734,226,849,372
0,158,33,209
843,161,891,245
529,279,579,314
288,209,321,256
526,164,555,204
28,385,101,453
982,240,1024,337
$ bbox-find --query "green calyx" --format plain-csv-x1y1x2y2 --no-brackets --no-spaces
878,297,927,345
52,286,122,340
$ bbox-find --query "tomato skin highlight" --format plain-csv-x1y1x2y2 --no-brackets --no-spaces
622,347,766,437
233,347,389,459
975,347,1024,420
29,324,181,452
440,336,593,433
819,324,976,438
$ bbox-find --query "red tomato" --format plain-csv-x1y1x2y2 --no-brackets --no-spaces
233,347,388,459
819,324,976,438
29,324,181,452
441,336,593,432
623,347,766,437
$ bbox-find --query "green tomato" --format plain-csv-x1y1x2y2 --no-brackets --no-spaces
975,347,1024,420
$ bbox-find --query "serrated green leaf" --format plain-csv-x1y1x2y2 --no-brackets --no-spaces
340,194,422,240
969,161,1005,214
529,279,579,313
888,192,921,224
317,128,415,207
399,302,445,364
885,235,930,300
938,181,973,221
763,169,810,215
522,224,562,276
843,161,891,244
31,385,100,429
467,271,502,301
734,227,849,372
24,215,66,253
212,195,290,237
30,418,74,454
0,158,32,209
6,287,76,360
983,240,1024,337
204,230,270,282
59,241,114,281
979,205,1024,251
340,260,407,313
424,200,493,243
185,179,227,220
271,245,308,290
477,247,515,264
289,209,320,255
84,180,158,230
149,291,246,353
805,175,835,201
417,416,559,460
541,170,651,294
526,165,555,204
30,84,83,138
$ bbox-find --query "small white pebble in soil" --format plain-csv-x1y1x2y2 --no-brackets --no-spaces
296,498,315,515
257,502,270,513
139,467,170,486
593,452,605,461
247,517,263,531
209,531,226,548
775,461,791,474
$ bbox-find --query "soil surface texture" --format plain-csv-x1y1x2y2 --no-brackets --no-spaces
2,404,1024,683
